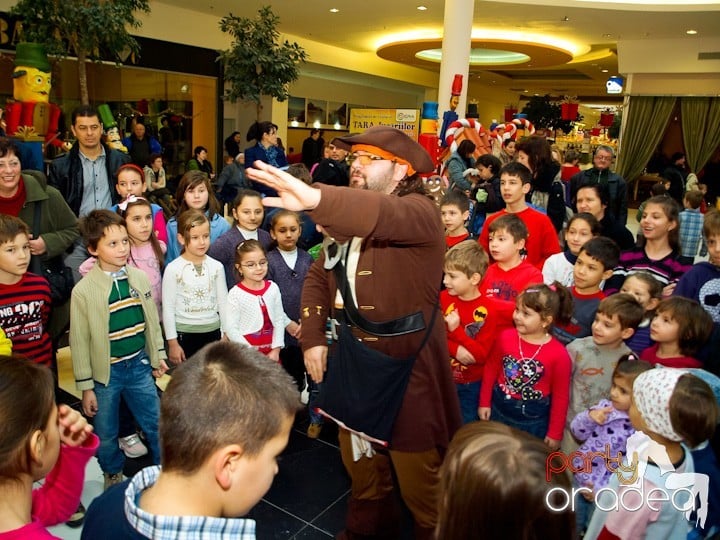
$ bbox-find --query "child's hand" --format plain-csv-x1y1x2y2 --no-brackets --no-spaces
455,345,476,366
662,282,676,297
287,321,301,338
57,404,93,447
152,359,169,378
544,437,561,450
268,348,280,362
81,390,98,417
589,406,613,425
580,482,595,502
168,340,186,364
478,407,491,420
444,309,460,332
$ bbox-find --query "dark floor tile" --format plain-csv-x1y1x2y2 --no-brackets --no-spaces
248,500,309,540
293,410,340,447
309,491,349,535
291,524,334,539
263,429,350,522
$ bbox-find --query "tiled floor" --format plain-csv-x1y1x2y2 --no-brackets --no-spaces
56,352,352,540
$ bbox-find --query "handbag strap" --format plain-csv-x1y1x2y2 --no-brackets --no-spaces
30,201,43,275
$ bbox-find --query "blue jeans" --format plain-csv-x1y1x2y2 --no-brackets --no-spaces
92,351,161,474
490,385,550,440
574,481,595,533
456,381,480,424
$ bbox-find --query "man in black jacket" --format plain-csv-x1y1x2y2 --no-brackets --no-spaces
312,139,350,187
48,104,130,278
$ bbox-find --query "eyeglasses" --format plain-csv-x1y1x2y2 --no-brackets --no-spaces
0,160,21,170
349,153,387,167
241,260,268,269
595,154,613,162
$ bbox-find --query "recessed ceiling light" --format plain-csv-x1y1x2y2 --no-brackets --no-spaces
329,8,339,13
686,29,698,35
601,69,609,72
602,33,612,38
417,5,428,10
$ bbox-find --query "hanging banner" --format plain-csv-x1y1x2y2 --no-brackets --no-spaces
349,109,420,140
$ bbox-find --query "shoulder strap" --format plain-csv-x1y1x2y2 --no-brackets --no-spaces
332,253,428,338
30,201,43,275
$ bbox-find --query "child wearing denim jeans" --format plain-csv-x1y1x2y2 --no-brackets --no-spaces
441,240,514,423
70,209,168,491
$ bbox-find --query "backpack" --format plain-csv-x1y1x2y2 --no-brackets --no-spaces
547,173,571,233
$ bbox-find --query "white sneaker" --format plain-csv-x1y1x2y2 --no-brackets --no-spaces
118,433,148,458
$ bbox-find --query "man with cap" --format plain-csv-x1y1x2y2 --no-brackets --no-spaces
311,138,350,187
247,126,461,540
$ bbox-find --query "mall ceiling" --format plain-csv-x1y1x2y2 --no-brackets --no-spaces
170,0,720,100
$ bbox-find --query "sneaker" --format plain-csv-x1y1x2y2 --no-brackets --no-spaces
65,502,85,528
118,433,148,458
103,472,124,491
307,423,323,439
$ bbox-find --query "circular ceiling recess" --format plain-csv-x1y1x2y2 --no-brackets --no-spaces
416,47,531,65
378,39,574,70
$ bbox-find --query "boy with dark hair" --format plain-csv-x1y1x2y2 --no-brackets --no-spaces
478,213,542,303
71,209,167,490
563,293,645,453
441,240,513,423
678,189,706,265
82,340,302,539
440,190,471,248
478,161,560,269
675,209,720,371
0,214,52,367
554,236,620,345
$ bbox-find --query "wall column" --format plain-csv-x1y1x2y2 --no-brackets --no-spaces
437,0,473,140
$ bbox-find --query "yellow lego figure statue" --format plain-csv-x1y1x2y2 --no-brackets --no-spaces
5,43,67,169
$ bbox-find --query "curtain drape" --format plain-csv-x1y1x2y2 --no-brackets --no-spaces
616,96,676,185
681,97,720,174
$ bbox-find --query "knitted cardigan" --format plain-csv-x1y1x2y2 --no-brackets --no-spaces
70,263,166,391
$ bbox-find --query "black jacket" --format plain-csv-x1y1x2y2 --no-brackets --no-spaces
48,143,130,216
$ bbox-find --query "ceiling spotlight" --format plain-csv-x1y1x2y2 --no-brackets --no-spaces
329,8,339,13
601,69,609,73
417,5,428,10
686,29,698,35
602,33,612,38
562,16,569,22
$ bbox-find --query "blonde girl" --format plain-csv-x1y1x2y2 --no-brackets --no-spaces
0,356,97,538
225,239,292,362
479,282,573,449
543,212,600,286
165,171,230,263
162,210,228,364
208,189,271,287
113,163,168,244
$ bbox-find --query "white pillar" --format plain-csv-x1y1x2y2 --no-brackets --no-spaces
438,0,473,137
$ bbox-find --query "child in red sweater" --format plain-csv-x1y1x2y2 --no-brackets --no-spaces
0,356,98,540
479,213,542,305
441,240,513,423
640,296,713,368
441,190,472,248
479,282,574,449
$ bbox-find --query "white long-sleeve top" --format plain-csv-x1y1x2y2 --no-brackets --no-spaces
162,255,228,340
225,280,290,349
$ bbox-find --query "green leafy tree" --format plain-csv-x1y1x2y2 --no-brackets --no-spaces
521,94,580,133
10,0,150,105
218,6,308,119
